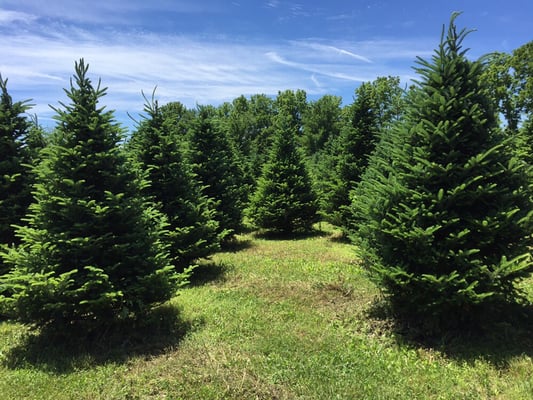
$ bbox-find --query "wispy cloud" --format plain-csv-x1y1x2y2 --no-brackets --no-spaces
0,9,37,24
265,0,280,8
0,7,431,128
295,42,373,63
310,74,321,88
265,51,370,83
1,0,222,27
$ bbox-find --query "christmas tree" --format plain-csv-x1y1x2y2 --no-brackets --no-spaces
0,60,182,331
352,15,533,332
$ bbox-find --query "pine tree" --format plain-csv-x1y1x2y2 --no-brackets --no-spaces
247,112,319,233
186,105,246,239
316,77,404,227
0,76,33,248
352,15,533,332
128,93,220,269
316,82,379,226
0,60,181,331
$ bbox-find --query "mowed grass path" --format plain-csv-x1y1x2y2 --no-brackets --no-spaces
1,225,532,399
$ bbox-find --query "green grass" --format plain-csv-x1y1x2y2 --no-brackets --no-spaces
1,223,532,399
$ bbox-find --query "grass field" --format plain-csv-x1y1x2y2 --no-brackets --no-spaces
1,224,532,399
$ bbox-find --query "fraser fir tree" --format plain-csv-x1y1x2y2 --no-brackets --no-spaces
316,82,379,227
128,94,220,269
316,77,403,227
0,76,33,248
247,112,319,233
187,105,246,239
352,15,533,332
0,60,181,331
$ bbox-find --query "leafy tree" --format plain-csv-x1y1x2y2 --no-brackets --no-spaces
0,76,33,248
216,96,257,196
247,112,319,233
243,94,276,180
186,105,246,239
160,101,196,140
480,41,533,166
218,96,253,160
352,15,533,332
519,116,533,165
216,95,278,186
480,41,532,133
302,94,342,156
128,93,220,270
0,60,182,331
275,89,308,139
511,41,533,115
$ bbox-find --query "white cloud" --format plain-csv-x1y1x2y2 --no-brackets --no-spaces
265,1,280,9
0,12,431,129
1,1,220,25
310,74,321,88
0,9,37,24
293,42,373,63
265,51,370,83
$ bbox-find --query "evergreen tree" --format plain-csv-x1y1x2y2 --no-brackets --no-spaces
0,60,181,331
316,77,404,227
247,112,319,233
316,82,379,226
0,76,33,248
352,15,533,332
24,115,48,164
186,105,246,239
128,93,220,270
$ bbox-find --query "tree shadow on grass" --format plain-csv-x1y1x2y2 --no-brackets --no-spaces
188,236,254,287
188,261,229,287
221,235,255,252
327,230,352,244
367,299,533,368
2,303,203,374
436,304,533,366
252,228,327,241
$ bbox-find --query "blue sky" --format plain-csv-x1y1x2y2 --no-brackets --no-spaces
1,0,531,129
